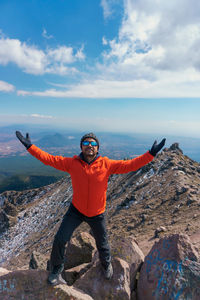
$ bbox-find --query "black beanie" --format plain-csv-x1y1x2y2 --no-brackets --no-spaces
80,133,99,149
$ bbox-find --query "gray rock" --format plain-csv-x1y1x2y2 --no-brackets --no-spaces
0,210,17,234
64,232,96,270
169,143,183,153
154,226,167,238
75,257,131,300
138,233,200,300
111,236,144,291
0,269,93,299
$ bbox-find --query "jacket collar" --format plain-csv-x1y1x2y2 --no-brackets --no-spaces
79,152,100,165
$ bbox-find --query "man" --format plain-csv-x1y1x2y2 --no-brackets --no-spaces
16,131,166,285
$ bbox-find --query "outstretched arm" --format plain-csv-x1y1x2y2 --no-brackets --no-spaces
15,131,72,172
108,138,166,174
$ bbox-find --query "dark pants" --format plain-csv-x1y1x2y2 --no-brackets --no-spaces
50,203,111,268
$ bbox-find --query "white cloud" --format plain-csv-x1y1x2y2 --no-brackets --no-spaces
42,28,53,40
0,36,85,75
0,113,57,126
91,0,200,96
17,65,200,98
100,0,123,19
3,0,200,98
75,45,85,60
102,0,200,74
100,0,113,19
30,114,54,119
0,80,15,92
102,37,108,45
47,46,75,64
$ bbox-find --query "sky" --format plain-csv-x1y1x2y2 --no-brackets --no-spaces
0,0,200,138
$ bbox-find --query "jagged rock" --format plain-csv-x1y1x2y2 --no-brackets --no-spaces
0,209,17,234
29,251,48,270
4,201,18,216
64,232,96,269
75,257,131,300
154,226,167,238
0,209,9,233
111,236,144,291
0,267,10,276
138,234,200,300
169,143,183,153
63,262,92,286
0,269,93,299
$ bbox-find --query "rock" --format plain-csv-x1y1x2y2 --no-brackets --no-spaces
63,262,92,286
138,234,200,300
0,210,17,234
0,267,10,276
111,236,144,291
187,198,197,206
154,226,167,238
0,209,9,233
64,232,96,269
4,201,18,216
29,251,48,270
75,257,131,300
176,185,188,195
0,269,93,299
169,143,183,153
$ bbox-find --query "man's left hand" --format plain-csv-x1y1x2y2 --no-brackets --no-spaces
149,138,166,156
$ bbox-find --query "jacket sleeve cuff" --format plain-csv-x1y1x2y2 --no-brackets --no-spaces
148,150,154,159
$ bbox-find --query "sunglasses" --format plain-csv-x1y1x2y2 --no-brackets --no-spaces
82,141,98,146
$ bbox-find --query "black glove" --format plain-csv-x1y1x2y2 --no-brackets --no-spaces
16,131,32,149
149,138,166,156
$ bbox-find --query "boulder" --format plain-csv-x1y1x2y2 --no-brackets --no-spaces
75,257,131,300
64,232,96,269
111,236,144,291
0,269,93,299
138,234,200,300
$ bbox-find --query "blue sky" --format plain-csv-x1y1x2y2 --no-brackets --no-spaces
0,0,200,138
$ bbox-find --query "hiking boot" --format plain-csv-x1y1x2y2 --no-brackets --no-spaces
47,263,65,286
102,263,113,280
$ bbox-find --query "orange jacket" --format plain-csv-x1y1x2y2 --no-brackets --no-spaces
28,145,154,217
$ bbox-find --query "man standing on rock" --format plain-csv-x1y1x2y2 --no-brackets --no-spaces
16,131,165,285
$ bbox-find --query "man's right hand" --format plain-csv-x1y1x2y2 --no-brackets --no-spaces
16,131,32,149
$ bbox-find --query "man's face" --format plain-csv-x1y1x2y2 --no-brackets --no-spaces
81,138,98,158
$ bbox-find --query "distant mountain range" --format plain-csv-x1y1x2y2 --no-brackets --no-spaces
36,133,77,148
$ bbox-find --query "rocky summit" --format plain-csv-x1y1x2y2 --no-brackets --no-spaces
0,143,200,299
